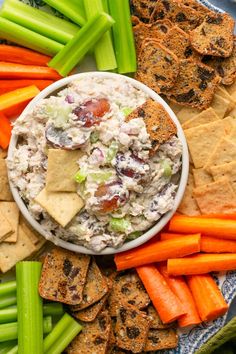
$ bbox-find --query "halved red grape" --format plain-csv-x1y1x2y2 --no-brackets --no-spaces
45,124,84,150
116,152,150,182
72,98,110,128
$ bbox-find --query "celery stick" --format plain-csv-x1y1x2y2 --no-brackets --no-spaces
1,0,79,45
0,296,16,310
0,302,64,323
0,341,17,354
0,282,16,298
108,0,137,73
83,0,117,70
0,316,52,342
0,17,63,56
48,12,115,76
16,261,43,354
43,0,86,26
4,345,17,354
44,313,82,354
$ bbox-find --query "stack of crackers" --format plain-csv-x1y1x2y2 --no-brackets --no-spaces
38,248,178,353
0,149,46,273
131,0,235,110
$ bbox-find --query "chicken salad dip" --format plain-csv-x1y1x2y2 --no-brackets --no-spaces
8,76,182,252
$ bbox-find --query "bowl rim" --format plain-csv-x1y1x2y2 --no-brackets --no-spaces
8,71,189,255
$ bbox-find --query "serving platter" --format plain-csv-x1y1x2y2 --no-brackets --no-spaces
0,0,236,353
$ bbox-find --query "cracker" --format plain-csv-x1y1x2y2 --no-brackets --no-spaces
181,0,213,16
190,13,235,57
39,248,90,305
144,328,178,351
46,149,82,192
19,215,43,245
182,107,219,130
0,148,7,159
226,80,236,99
130,0,157,23
166,59,220,109
0,202,19,243
204,137,236,172
126,99,177,150
210,161,236,194
35,188,84,227
72,292,109,323
193,178,236,214
184,120,228,168
192,168,213,187
216,86,236,114
0,208,13,242
0,159,13,201
177,173,200,216
0,224,36,273
70,259,109,311
177,106,201,124
168,101,183,114
147,305,173,329
211,94,231,119
135,40,179,94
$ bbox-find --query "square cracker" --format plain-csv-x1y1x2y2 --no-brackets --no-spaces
204,137,236,172
0,202,19,243
19,215,44,245
177,173,200,216
0,224,36,273
39,248,90,305
216,86,236,113
184,120,228,168
35,188,84,227
177,106,201,124
211,94,231,119
182,107,219,130
0,208,13,242
192,168,213,187
210,161,236,194
46,149,82,192
0,149,7,159
0,159,13,201
193,178,236,214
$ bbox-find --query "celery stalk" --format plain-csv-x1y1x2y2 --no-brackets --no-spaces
0,316,52,342
3,345,17,354
0,17,63,56
43,0,86,26
1,0,79,45
83,0,117,71
44,313,82,354
48,12,115,76
108,0,137,73
0,296,16,310
16,261,43,354
0,341,17,354
0,281,16,298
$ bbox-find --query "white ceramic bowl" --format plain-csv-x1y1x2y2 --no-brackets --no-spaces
8,72,189,255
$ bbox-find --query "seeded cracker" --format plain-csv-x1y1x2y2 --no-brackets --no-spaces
147,305,173,329
182,108,220,130
0,202,19,243
39,248,90,305
177,173,201,216
204,138,236,172
193,178,236,214
130,0,157,23
144,328,178,351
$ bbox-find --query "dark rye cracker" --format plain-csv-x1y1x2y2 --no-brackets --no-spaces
144,328,178,351
130,0,157,23
147,305,173,329
150,0,203,32
115,302,150,353
165,59,220,109
126,99,177,152
180,0,213,16
135,40,179,93
38,248,90,305
66,310,111,354
190,13,235,58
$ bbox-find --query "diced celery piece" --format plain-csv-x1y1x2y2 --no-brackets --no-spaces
109,218,131,233
90,171,112,183
106,141,118,163
162,160,172,178
74,169,87,183
90,131,99,143
43,0,86,26
122,107,133,116
126,231,142,241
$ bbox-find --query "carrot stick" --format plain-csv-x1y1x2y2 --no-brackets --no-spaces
197,213,236,220
114,234,201,271
160,232,201,241
169,215,236,240
186,274,228,322
168,253,236,276
159,264,201,327
0,112,11,149
0,80,54,95
0,45,51,66
0,62,61,80
136,264,186,323
0,85,40,118
201,236,236,253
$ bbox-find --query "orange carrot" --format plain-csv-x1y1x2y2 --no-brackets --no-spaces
114,234,201,271
169,215,236,240
168,253,236,276
197,213,236,220
137,264,186,323
0,62,61,80
201,236,236,253
0,80,54,95
186,274,228,322
0,45,51,66
158,264,201,327
0,85,40,118
0,112,11,149
160,232,201,241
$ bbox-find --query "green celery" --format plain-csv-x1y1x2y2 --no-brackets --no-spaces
44,313,82,354
126,231,142,241
3,345,17,354
43,0,86,26
0,17,63,56
90,171,112,183
74,169,87,184
0,341,17,354
0,316,52,342
16,262,43,354
109,217,131,233
0,281,16,298
162,160,172,178
0,296,16,310
83,0,117,71
48,12,115,76
0,0,79,45
122,107,133,116
108,0,137,73
90,131,99,143
106,141,118,163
